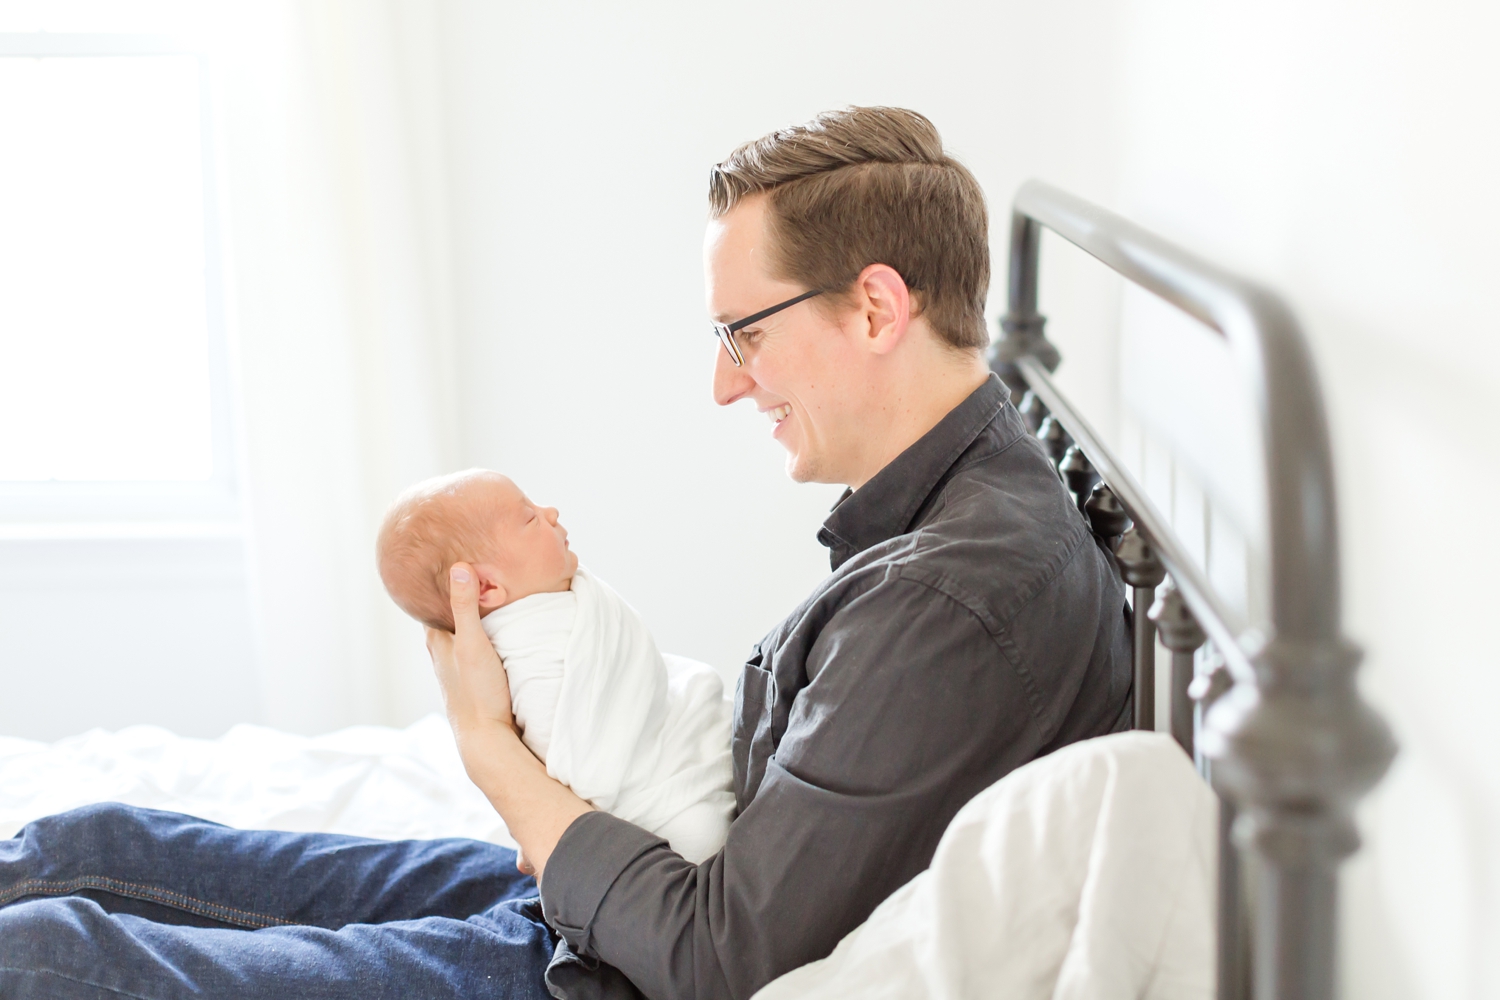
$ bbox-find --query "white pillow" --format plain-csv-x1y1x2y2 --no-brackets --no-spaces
753,732,1216,1000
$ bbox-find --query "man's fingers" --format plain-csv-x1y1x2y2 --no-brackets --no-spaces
448,562,492,671
448,562,483,633
438,561,514,731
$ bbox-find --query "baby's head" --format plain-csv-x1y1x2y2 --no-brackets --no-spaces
377,469,577,632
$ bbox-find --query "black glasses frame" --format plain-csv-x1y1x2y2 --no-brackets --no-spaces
710,289,823,366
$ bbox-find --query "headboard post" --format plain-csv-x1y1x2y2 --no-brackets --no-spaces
991,181,1396,1000
989,210,1059,402
1116,527,1166,731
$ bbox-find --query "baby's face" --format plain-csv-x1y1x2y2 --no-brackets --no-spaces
472,477,578,610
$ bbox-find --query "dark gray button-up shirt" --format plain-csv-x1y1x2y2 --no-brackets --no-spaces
541,374,1131,1000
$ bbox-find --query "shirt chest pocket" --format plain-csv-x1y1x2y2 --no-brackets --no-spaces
733,646,780,806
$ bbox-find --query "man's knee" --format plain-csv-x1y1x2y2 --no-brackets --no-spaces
16,801,141,843
18,801,218,855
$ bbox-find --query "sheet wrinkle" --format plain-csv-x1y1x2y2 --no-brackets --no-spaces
0,715,515,846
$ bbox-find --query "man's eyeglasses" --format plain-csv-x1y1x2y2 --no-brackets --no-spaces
710,289,823,366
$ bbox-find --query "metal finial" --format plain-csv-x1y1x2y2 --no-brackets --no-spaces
1036,414,1072,467
1150,579,1206,649
1058,445,1100,513
1084,482,1130,545
1188,658,1234,709
1114,526,1166,588
1150,581,1206,757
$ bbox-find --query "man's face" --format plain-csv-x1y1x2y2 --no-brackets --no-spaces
704,195,863,485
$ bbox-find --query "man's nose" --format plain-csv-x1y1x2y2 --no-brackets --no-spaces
712,343,755,406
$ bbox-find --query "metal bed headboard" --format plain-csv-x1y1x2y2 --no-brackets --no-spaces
988,182,1397,1000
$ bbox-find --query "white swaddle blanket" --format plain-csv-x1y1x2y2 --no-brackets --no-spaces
481,566,734,863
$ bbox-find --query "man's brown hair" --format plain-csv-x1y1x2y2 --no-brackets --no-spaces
709,106,990,351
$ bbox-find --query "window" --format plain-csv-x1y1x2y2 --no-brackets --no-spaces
0,34,258,741
0,34,235,524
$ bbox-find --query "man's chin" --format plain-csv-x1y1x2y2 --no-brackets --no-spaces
784,451,827,485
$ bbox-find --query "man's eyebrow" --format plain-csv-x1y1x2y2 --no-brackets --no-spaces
710,302,756,325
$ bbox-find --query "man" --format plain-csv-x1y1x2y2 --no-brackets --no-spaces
0,107,1129,1000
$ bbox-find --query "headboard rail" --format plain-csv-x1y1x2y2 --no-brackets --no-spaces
989,181,1396,1000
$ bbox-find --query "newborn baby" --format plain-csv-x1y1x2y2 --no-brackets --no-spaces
376,469,734,863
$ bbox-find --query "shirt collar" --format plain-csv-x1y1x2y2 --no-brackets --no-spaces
817,373,1009,570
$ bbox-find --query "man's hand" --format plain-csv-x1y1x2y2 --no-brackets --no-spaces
425,562,593,880
426,563,515,739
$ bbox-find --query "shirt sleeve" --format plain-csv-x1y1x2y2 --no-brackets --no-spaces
539,575,1055,1000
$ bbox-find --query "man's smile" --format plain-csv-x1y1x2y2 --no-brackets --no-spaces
764,404,791,428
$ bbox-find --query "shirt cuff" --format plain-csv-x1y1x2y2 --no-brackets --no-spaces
541,810,668,956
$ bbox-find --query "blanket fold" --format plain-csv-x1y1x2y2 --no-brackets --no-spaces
491,567,734,863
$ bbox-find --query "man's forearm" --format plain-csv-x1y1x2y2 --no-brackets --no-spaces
455,720,593,879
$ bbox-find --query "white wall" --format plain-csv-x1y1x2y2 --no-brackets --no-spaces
0,533,260,739
1,0,1126,733
431,0,1125,685
431,2,1500,994
3,4,1491,993
1110,2,1500,996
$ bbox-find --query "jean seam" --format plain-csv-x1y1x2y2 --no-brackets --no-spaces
0,877,294,929
0,965,161,1000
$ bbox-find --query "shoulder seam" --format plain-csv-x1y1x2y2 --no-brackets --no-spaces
873,570,1049,724
896,518,1091,635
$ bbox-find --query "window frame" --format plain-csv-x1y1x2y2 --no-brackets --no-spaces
0,32,240,530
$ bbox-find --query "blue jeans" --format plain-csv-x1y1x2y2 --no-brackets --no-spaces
0,803,555,999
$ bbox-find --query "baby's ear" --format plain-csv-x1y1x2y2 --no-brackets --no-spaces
473,564,509,611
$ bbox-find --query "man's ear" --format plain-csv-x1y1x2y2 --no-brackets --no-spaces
471,563,509,612
855,263,912,356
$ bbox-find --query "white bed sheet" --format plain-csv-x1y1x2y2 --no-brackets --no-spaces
0,714,513,846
